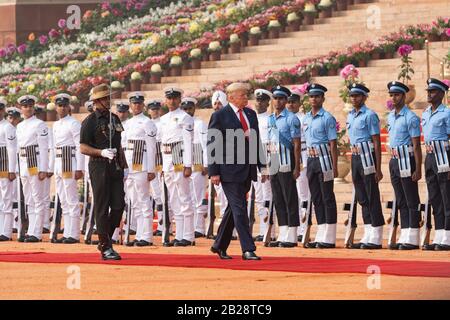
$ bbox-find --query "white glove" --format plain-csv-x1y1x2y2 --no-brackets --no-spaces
100,148,116,160
123,168,129,180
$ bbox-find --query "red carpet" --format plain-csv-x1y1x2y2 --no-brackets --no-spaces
0,251,449,278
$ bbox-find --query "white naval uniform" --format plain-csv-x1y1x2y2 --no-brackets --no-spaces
16,116,49,240
253,112,275,238
123,113,157,243
191,117,208,235
0,119,17,238
296,111,310,237
160,108,195,242
53,115,84,240
43,130,54,230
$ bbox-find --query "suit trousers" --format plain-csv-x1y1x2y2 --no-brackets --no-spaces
213,176,256,253
271,171,300,227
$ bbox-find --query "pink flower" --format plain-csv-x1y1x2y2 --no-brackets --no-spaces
446,28,450,37
6,44,16,55
112,8,122,16
298,82,309,94
442,79,450,87
101,1,111,11
57,19,66,29
397,44,413,57
386,100,394,111
17,44,27,54
105,55,112,63
39,35,48,45
0,49,6,58
336,121,341,132
340,64,359,80
48,28,60,39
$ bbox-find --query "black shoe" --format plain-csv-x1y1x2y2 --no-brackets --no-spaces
399,244,420,250
360,243,382,250
51,237,67,244
85,239,99,245
210,247,232,260
194,231,205,238
129,229,136,236
242,251,261,260
316,242,336,249
231,236,238,241
389,243,401,250
174,239,195,247
125,239,137,247
267,241,280,247
42,228,50,234
101,248,121,260
24,235,41,243
297,235,303,242
305,241,318,248
163,239,180,247
349,243,363,249
279,242,297,248
12,228,17,234
153,230,162,236
422,243,437,251
63,237,80,244
0,235,12,241
18,235,28,242
435,244,450,251
111,239,120,245
135,240,152,247
254,235,264,242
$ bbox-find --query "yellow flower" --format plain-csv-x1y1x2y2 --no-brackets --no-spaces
130,46,141,55
53,76,60,85
49,66,61,73
177,18,191,24
151,34,160,44
189,22,200,34
225,7,237,17
26,84,35,93
82,68,91,76
67,60,79,66
143,32,153,39
88,51,101,59
45,74,52,81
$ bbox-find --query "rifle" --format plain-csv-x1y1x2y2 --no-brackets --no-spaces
206,179,216,239
49,191,62,243
263,198,274,247
84,194,96,244
80,175,90,234
419,200,432,247
301,197,313,248
161,177,171,246
124,199,133,246
386,197,399,247
247,183,256,236
343,188,358,248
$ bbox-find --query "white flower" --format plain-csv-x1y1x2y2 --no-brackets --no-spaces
47,102,56,111
229,34,240,43
250,27,261,35
151,64,162,73
190,48,202,58
287,12,300,22
111,81,124,89
131,71,142,80
208,41,221,51
170,56,183,66
268,20,281,28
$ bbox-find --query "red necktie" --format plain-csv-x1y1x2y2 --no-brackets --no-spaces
238,109,249,134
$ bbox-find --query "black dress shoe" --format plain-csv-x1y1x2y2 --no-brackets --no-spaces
399,244,420,250
0,235,12,241
194,231,205,238
231,236,238,241
422,243,437,251
389,243,402,250
63,237,80,244
174,239,195,247
163,239,180,247
254,235,264,242
125,239,137,247
18,235,28,242
316,242,336,249
349,243,363,249
305,242,318,248
435,244,450,251
242,251,261,260
101,248,121,260
129,230,136,236
153,230,162,236
42,228,50,234
24,235,41,243
297,235,303,242
360,243,382,250
210,247,232,260
52,237,67,244
135,240,153,247
268,241,280,247
279,242,297,248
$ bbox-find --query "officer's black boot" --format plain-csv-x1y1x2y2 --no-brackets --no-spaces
98,234,121,261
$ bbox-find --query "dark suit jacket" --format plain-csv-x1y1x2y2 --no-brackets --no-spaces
207,104,266,183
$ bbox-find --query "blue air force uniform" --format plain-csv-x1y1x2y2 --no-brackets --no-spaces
346,84,385,249
267,86,300,247
422,78,450,250
303,84,338,248
386,81,421,249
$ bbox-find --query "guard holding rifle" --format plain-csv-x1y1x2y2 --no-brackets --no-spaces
80,84,127,260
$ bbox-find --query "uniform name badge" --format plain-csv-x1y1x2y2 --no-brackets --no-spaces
357,141,376,176
0,146,8,178
430,140,450,173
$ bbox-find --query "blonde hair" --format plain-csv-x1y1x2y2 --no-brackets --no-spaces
226,82,250,94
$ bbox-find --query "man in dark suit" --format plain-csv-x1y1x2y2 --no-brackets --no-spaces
207,83,268,260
